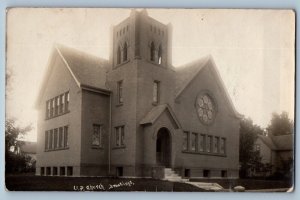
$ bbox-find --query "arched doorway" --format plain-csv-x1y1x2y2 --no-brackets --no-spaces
156,128,171,167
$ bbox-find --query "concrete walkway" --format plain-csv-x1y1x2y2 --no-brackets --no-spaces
245,188,292,192
185,182,224,191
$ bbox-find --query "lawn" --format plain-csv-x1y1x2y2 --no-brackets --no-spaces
5,175,206,192
189,178,293,191
6,174,293,192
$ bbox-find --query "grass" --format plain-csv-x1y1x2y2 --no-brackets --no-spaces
6,174,293,192
189,178,293,191
5,175,206,192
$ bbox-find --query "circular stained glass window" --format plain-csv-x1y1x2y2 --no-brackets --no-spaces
196,93,216,125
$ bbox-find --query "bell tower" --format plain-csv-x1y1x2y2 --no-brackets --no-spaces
107,10,176,177
110,9,173,69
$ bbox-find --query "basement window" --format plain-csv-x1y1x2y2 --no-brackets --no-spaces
116,167,123,177
203,170,210,178
184,169,191,178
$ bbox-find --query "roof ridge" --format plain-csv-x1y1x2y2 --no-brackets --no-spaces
176,54,211,70
175,55,211,97
55,43,109,63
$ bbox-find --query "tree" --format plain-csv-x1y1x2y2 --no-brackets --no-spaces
239,117,264,178
267,111,294,136
5,119,32,173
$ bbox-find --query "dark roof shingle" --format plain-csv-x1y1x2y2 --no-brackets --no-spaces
175,55,210,96
56,45,109,90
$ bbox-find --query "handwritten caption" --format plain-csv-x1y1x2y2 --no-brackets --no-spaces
73,180,135,191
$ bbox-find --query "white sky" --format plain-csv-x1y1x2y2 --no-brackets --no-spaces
6,8,295,141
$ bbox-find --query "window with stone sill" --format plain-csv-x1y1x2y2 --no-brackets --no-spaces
182,131,226,155
191,132,197,151
153,81,160,104
92,124,103,148
46,91,69,119
45,125,69,151
182,131,189,151
117,81,123,105
115,126,125,147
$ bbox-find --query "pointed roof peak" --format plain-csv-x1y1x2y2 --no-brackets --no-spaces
140,104,181,129
139,9,148,16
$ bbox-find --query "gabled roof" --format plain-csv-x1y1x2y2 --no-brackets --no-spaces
56,45,109,90
271,134,293,151
258,134,293,151
258,135,277,150
140,104,181,129
175,55,210,96
35,45,110,108
175,55,242,119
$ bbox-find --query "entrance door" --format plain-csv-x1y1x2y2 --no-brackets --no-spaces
156,128,171,167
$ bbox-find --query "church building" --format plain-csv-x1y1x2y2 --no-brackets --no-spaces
35,10,241,179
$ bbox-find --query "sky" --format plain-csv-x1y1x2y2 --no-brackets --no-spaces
6,8,295,141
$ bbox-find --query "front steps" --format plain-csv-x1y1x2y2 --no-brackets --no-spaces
163,168,224,191
163,168,189,182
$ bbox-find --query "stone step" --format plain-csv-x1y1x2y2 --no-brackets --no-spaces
165,172,176,175
165,176,181,179
163,168,188,183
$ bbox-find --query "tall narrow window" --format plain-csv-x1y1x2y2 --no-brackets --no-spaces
214,136,219,153
116,126,125,147
92,124,102,147
158,44,162,64
46,101,50,118
65,92,69,112
59,127,63,148
183,131,189,151
64,126,69,147
54,128,58,148
117,46,121,64
55,97,59,116
199,134,205,152
121,126,125,146
45,131,49,150
191,133,197,151
153,81,160,104
220,138,226,154
207,136,212,152
150,42,155,61
56,96,60,115
123,42,128,62
116,128,120,146
50,99,54,117
117,81,123,104
49,130,53,150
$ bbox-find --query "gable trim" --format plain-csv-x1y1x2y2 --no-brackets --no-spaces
34,47,58,109
175,55,242,119
140,104,181,129
55,45,81,88
175,56,210,98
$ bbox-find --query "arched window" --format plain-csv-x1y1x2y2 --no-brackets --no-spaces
123,42,128,62
158,44,162,64
117,46,121,65
150,42,155,61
